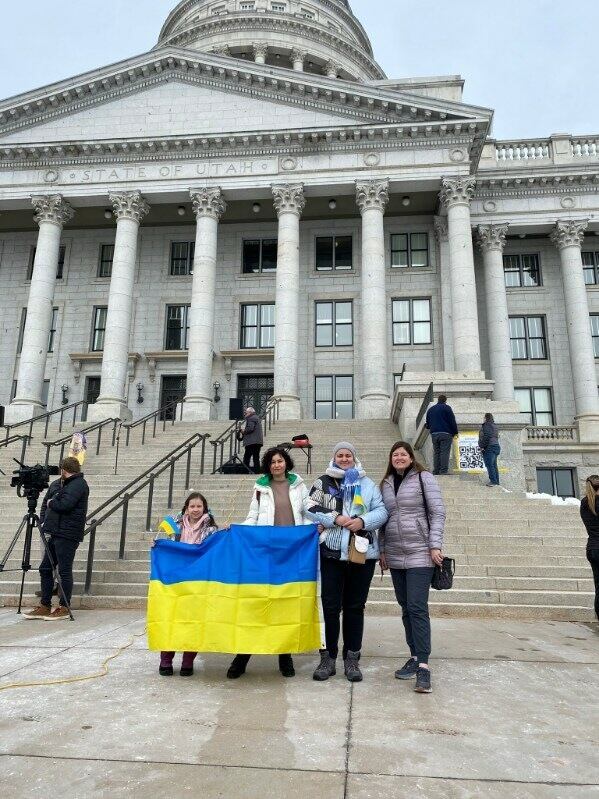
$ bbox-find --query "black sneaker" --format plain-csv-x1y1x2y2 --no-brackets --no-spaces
180,667,194,677
159,665,174,676
313,650,336,681
278,654,295,678
414,667,432,693
344,650,363,682
395,657,418,680
227,654,250,679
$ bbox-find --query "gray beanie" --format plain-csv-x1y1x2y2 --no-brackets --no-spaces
332,441,357,458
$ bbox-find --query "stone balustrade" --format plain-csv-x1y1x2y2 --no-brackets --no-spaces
495,140,551,161
482,134,599,170
526,426,578,442
571,137,598,158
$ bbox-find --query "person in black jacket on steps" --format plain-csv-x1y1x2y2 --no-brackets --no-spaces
23,456,89,622
581,475,599,621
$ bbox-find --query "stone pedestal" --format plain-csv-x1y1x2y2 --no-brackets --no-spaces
356,179,391,419
272,184,305,421
89,192,149,423
6,195,74,425
183,187,226,422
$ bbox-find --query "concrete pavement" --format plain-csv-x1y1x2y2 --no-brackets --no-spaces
1,610,598,798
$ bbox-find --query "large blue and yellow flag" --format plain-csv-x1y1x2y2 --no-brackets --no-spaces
147,524,321,655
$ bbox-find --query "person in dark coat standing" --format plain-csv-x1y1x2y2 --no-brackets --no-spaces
23,456,89,621
581,475,599,621
241,406,264,474
425,394,458,475
478,412,501,486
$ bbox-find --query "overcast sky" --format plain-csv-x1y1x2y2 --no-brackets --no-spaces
1,0,596,139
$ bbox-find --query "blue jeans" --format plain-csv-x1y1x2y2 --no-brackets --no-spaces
482,444,501,485
390,567,434,664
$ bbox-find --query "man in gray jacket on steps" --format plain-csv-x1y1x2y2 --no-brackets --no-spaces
241,406,263,474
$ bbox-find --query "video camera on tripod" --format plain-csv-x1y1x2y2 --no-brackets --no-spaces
11,460,60,498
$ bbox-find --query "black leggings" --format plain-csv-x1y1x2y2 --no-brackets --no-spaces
320,557,376,659
588,549,599,621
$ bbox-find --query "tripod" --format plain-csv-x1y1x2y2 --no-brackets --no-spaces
215,421,253,475
0,488,75,619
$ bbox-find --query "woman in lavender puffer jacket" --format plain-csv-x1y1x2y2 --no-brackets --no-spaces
380,441,446,694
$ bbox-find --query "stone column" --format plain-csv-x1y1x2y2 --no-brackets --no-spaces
291,49,306,71
439,177,482,373
477,223,514,400
89,191,149,422
6,195,74,423
183,187,227,421
356,179,391,418
272,184,305,420
325,60,340,79
550,220,599,439
434,216,454,371
253,42,268,65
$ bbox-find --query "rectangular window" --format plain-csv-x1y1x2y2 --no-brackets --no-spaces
315,301,353,347
17,308,27,354
537,468,576,498
242,239,277,273
591,315,599,358
165,305,190,351
91,306,108,352
272,2,286,10
98,244,114,278
392,298,432,345
170,241,195,276
583,252,599,285
515,387,554,426
315,236,352,271
48,308,58,353
27,245,66,280
509,316,547,360
390,233,429,268
503,253,541,288
240,1,255,8
240,304,275,349
315,375,354,419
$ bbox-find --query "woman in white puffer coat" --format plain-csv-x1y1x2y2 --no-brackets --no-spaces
227,447,316,681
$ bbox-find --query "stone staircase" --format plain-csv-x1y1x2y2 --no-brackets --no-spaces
0,418,594,621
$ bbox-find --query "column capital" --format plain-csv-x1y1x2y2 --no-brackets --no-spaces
212,45,230,56
291,48,307,63
439,176,476,209
356,179,389,214
272,183,306,217
31,194,74,227
190,187,227,221
325,60,341,78
550,219,588,250
252,42,269,60
109,191,150,223
433,215,449,243
477,223,509,253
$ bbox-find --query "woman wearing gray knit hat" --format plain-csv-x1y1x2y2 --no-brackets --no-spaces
308,442,388,682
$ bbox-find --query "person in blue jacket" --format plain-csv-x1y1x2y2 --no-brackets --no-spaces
425,394,458,475
308,442,388,683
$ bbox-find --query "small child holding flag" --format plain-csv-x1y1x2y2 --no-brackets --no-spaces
154,491,219,677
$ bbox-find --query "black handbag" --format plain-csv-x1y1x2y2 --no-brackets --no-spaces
418,472,455,591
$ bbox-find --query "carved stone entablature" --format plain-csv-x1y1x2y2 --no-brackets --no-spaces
550,220,589,251
272,183,306,217
31,194,74,227
477,223,509,252
439,176,476,209
475,171,599,198
355,179,390,214
109,191,150,223
190,187,227,220
433,216,448,243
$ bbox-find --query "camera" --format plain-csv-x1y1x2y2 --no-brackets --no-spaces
11,461,60,496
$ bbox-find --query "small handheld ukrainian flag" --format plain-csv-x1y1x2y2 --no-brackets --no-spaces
351,485,366,515
157,515,180,540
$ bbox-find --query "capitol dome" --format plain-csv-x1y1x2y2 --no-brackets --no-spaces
157,0,385,82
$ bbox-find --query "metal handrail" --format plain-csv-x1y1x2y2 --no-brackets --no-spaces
83,433,210,594
262,396,281,436
121,400,185,447
43,418,119,466
3,401,88,443
397,363,407,383
415,382,434,430
0,434,31,464
211,420,241,473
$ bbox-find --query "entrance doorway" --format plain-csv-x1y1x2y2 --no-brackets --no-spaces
160,375,187,420
82,376,101,421
237,375,274,416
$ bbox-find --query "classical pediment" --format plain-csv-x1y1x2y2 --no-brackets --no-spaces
0,47,492,147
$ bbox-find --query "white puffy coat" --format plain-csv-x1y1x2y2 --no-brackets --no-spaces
242,473,314,526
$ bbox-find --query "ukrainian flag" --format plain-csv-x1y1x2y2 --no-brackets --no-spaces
147,524,321,655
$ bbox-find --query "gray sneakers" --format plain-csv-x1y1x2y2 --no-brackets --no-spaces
344,650,363,682
395,657,418,680
312,650,336,681
414,666,432,693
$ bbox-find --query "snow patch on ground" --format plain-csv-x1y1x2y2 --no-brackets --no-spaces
526,492,580,507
